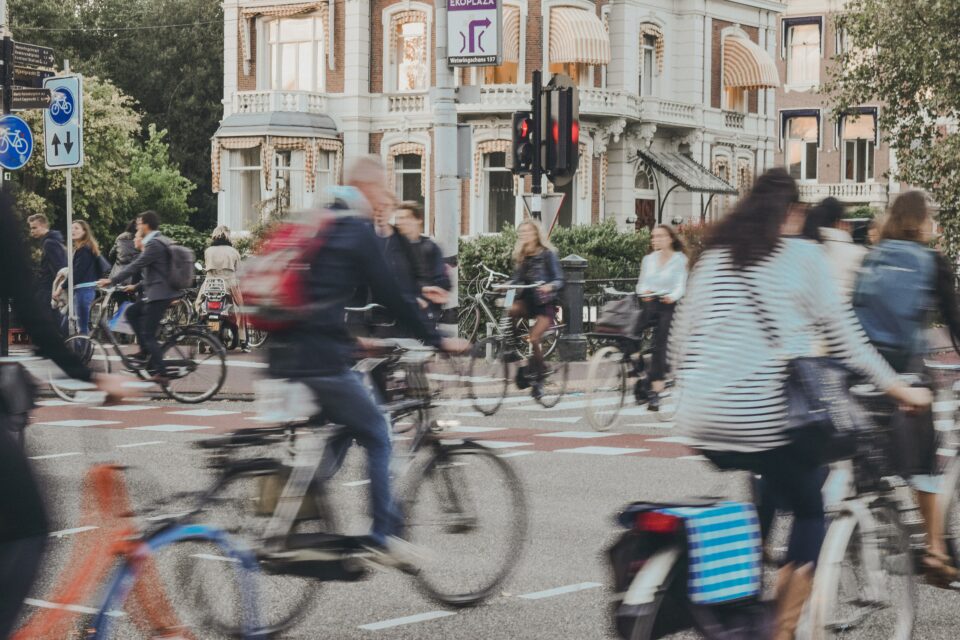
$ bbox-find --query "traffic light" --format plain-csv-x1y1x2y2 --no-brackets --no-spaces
510,111,534,175
545,81,579,186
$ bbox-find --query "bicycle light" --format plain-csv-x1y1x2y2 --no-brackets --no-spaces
634,512,683,534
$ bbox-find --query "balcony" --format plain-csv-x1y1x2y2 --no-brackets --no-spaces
457,85,640,119
232,90,327,115
798,182,888,205
638,97,698,128
723,110,746,129
385,92,427,114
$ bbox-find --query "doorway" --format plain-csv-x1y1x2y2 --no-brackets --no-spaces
635,199,656,232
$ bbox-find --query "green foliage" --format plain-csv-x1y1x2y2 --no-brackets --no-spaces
128,125,196,226
161,224,209,259
829,1,960,260
846,205,878,219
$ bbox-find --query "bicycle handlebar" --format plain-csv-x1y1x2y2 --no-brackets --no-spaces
492,282,544,291
345,303,386,314
481,265,510,280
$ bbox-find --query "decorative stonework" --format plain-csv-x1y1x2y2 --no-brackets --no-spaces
211,136,263,193
387,142,427,196
473,139,511,196
240,2,330,76
639,23,665,73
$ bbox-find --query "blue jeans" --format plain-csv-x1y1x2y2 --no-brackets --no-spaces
74,285,96,334
303,371,402,545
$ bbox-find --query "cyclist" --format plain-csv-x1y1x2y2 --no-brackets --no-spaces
197,226,249,350
669,169,930,640
266,156,463,560
509,219,563,400
96,211,180,381
0,194,129,638
633,225,687,411
394,201,451,330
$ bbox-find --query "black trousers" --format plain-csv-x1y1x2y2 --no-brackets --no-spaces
634,299,675,383
126,299,168,375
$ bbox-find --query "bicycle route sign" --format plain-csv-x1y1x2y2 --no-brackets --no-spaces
447,0,501,67
0,114,33,170
42,74,83,169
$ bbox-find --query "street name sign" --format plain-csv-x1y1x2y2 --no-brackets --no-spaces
2,86,52,110
0,114,34,170
447,0,501,66
43,75,83,169
12,42,55,71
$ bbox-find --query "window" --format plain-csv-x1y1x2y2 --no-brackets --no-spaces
229,148,262,231
640,34,656,96
394,154,424,205
267,15,325,91
395,21,428,92
724,87,748,113
786,23,820,87
482,62,519,85
484,152,515,232
785,116,819,181
549,62,594,89
314,151,334,201
842,113,876,183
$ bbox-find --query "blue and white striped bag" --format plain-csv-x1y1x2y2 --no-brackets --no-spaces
657,501,762,605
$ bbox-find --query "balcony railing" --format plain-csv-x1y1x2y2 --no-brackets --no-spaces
723,110,746,129
233,90,327,115
457,85,640,118
638,97,698,126
386,92,427,113
798,182,888,203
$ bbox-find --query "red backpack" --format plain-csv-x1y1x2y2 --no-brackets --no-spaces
238,209,337,331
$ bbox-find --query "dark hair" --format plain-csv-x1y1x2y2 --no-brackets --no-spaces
27,213,49,226
801,197,845,243
704,167,799,267
137,210,160,231
882,191,930,243
654,224,686,254
125,219,138,235
211,236,233,247
398,200,424,222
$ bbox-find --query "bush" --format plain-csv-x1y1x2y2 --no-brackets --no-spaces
162,224,209,261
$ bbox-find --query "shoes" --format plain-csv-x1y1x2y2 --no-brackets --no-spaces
515,365,530,390
922,549,958,588
634,378,649,404
648,390,660,412
531,382,544,400
362,536,424,574
148,372,170,385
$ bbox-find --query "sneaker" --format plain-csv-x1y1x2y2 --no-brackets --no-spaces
362,536,424,574
531,382,544,400
648,391,660,412
634,379,649,405
515,365,530,390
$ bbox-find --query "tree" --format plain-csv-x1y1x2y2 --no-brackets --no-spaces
128,125,196,226
829,1,960,256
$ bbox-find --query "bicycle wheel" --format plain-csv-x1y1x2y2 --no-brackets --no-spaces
585,346,627,431
160,328,227,403
467,337,509,416
535,352,568,408
808,503,915,640
404,442,527,606
49,335,112,401
246,327,269,348
458,303,481,341
655,386,678,423
160,298,194,341
513,320,560,360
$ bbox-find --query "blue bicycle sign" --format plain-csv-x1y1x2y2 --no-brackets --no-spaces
0,115,34,170
49,87,75,125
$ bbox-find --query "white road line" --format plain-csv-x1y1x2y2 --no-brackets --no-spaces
358,610,455,631
168,409,240,417
556,446,648,456
447,425,505,433
938,448,957,457
145,511,191,522
35,399,75,407
116,440,166,449
535,431,618,439
190,553,239,563
35,419,121,428
518,582,603,600
514,397,621,412
498,451,535,458
343,479,371,487
92,404,156,412
531,416,583,424
678,455,709,462
49,525,99,538
130,424,213,433
29,452,82,460
474,440,533,449
23,598,125,618
648,436,695,445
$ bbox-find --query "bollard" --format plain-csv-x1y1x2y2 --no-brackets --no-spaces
559,255,588,361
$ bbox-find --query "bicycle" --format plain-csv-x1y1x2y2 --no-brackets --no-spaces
0,127,29,155
173,336,527,636
49,92,73,117
49,287,227,404
466,281,569,414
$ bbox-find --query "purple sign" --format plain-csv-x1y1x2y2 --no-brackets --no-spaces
447,0,501,66
448,0,497,10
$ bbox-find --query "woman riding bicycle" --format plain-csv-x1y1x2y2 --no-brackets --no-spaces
634,225,687,411
669,168,930,640
508,219,563,400
197,226,249,350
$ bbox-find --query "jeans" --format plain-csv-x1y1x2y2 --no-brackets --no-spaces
126,299,168,375
634,299,675,383
74,285,96,335
302,371,402,545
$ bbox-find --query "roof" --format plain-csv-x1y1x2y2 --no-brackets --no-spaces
638,149,738,195
212,111,339,139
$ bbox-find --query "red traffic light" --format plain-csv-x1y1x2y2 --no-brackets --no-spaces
519,118,530,139
571,120,579,145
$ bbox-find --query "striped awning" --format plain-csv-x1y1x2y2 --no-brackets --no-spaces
549,7,611,65
723,34,779,90
502,6,521,63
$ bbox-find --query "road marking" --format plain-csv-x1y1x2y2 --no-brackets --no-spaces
130,424,214,433
498,451,535,458
514,397,621,411
556,446,648,456
35,399,75,407
648,436,695,445
24,598,125,618
35,419,121,428
92,404,156,412
532,416,583,424
343,479,371,487
221,360,268,369
29,452,82,460
49,525,99,538
116,440,166,449
678,455,708,462
358,610,455,630
535,430,618,439
938,448,957,457
145,511,191,521
474,440,533,449
168,409,241,417
934,401,957,413
191,553,239,563
447,425,505,433
518,582,603,600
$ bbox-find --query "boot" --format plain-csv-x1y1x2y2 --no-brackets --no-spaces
773,563,813,640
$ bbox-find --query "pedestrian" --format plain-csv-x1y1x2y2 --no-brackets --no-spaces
0,194,129,639
26,213,67,324
108,219,140,283
633,225,687,411
803,197,866,299
57,220,106,335
373,199,425,310
393,201,451,328
198,226,248,349
669,168,930,640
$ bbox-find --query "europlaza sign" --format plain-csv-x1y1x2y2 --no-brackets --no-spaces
447,0,502,66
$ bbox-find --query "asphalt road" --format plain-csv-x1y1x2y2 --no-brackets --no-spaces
14,380,960,638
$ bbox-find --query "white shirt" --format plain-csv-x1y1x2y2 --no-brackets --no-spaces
636,251,688,301
819,227,867,300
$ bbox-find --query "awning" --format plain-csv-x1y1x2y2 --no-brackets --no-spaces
638,149,738,194
212,111,338,139
503,5,521,63
723,35,779,90
549,7,611,65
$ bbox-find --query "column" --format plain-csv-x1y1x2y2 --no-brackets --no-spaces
341,0,372,159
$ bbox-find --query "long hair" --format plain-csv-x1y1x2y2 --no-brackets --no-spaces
73,220,100,256
655,224,686,255
882,191,930,243
210,225,233,247
512,218,555,266
801,196,844,243
124,218,137,235
703,167,799,267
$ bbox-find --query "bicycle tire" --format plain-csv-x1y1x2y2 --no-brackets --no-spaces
467,337,509,416
404,441,527,607
585,346,627,431
808,503,914,640
49,335,112,402
246,327,269,349
160,328,227,403
458,303,481,341
534,356,568,408
513,320,561,360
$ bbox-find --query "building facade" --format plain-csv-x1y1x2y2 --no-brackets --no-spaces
773,0,897,210
214,0,786,237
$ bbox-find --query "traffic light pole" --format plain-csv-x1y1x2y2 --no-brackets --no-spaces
530,70,542,221
0,1,9,357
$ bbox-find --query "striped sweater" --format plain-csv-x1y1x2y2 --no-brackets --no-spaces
669,238,898,453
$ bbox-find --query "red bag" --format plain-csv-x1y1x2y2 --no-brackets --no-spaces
238,209,336,331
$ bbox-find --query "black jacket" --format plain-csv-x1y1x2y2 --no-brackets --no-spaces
376,228,425,306
72,246,101,284
409,235,451,291
268,208,440,378
37,230,67,292
512,249,564,292
110,234,179,302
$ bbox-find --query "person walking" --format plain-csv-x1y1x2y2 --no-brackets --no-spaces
26,213,67,323
802,197,866,299
57,220,106,335
669,168,930,640
634,225,688,410
373,200,425,310
198,226,248,348
393,201,451,329
108,219,140,284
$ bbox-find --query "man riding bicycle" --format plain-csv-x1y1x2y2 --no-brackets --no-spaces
266,156,462,561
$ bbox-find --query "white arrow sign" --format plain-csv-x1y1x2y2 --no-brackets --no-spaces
43,74,83,170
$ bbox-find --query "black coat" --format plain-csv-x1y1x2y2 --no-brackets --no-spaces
109,234,179,302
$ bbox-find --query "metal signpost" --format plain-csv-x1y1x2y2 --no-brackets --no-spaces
446,0,501,66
